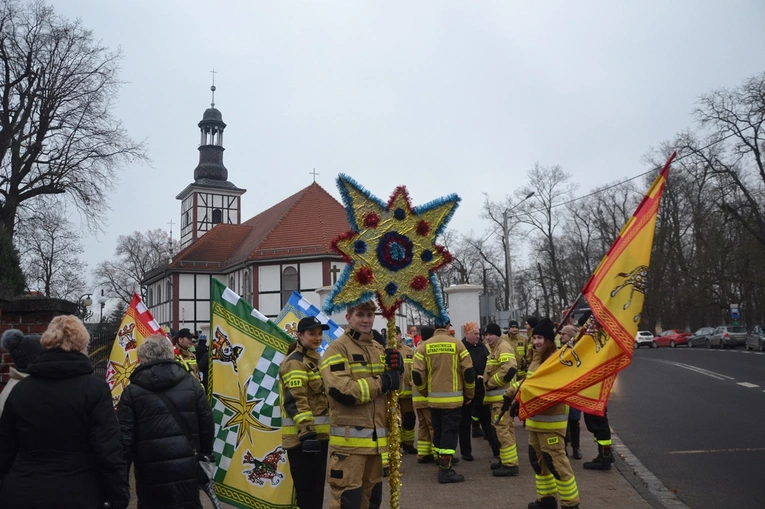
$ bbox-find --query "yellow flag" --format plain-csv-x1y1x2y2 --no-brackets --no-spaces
208,279,297,508
105,293,163,406
518,153,675,419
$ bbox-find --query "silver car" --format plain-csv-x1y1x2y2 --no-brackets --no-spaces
708,325,748,349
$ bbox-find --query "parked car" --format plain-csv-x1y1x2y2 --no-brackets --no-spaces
653,329,691,348
745,324,765,351
687,327,715,348
635,331,654,348
708,325,748,349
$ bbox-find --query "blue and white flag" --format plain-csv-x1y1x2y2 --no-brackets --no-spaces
275,291,343,354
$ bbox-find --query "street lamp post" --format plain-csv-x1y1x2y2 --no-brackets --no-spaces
98,289,108,323
503,191,535,321
78,293,93,320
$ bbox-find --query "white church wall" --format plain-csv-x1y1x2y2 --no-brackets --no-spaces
196,300,210,322
179,274,195,299
299,262,323,289
259,265,280,292
196,276,210,300
259,292,281,316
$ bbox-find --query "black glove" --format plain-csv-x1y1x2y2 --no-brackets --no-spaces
302,439,322,453
502,394,514,407
509,400,520,419
380,369,401,392
385,348,404,373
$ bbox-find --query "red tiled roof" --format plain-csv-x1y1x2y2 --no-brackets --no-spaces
170,224,252,269
171,183,349,269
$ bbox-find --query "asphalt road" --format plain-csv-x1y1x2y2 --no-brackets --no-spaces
609,346,765,509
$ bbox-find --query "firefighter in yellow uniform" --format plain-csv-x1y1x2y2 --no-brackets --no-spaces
320,301,403,509
279,316,331,509
396,327,417,455
173,328,199,380
482,323,519,477
504,320,529,381
412,327,436,463
508,320,580,509
412,322,475,483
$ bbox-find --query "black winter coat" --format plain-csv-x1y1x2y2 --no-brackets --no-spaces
118,359,214,509
462,338,489,403
0,349,129,509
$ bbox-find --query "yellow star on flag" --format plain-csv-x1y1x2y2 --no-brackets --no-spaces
324,175,460,321
214,378,276,448
109,354,138,393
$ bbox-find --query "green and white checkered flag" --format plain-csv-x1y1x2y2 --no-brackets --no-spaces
208,279,298,508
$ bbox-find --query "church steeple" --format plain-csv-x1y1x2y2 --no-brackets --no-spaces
193,78,228,182
177,76,246,249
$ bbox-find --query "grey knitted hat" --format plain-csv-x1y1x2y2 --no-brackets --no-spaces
1,329,44,372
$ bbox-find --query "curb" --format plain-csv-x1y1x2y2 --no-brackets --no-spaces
611,429,691,509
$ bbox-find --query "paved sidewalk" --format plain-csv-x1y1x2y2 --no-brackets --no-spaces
149,420,654,509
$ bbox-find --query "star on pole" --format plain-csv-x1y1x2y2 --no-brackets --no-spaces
324,175,460,322
214,378,276,448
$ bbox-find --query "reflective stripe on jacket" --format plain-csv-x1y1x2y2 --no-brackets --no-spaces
320,328,388,455
483,339,517,404
412,329,475,409
279,343,329,449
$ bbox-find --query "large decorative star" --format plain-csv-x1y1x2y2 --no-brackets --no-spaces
324,175,460,321
214,377,276,448
108,353,138,393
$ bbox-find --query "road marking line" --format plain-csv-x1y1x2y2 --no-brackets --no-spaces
662,361,734,380
737,382,760,388
668,447,765,454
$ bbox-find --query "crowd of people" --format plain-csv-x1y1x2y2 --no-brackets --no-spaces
280,303,613,509
0,304,610,509
0,317,214,509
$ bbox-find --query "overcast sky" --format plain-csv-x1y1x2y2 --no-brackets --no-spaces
53,0,765,295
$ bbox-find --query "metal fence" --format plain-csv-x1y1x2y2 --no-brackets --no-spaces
88,328,117,381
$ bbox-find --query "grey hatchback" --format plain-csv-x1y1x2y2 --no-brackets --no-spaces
708,325,748,349
745,325,765,351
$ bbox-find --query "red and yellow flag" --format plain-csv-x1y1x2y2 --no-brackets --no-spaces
105,293,163,406
517,153,676,419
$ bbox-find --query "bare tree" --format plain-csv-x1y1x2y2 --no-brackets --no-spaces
0,0,146,237
15,201,86,298
517,163,577,310
94,229,178,305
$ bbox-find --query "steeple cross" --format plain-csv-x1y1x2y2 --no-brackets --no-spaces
309,168,319,182
210,69,217,107
167,219,175,241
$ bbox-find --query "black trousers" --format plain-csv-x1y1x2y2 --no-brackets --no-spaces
584,408,611,442
458,400,498,457
431,407,463,456
565,419,581,448
286,441,329,509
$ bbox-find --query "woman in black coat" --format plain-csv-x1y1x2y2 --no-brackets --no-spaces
0,315,129,509
118,335,214,509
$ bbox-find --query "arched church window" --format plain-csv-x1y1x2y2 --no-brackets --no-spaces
229,275,235,291
212,209,222,225
147,288,153,307
184,211,190,227
157,286,162,304
166,280,171,302
281,266,298,307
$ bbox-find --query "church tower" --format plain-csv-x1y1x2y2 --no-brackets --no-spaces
176,81,246,249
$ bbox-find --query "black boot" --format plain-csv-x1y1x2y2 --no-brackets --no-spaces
417,454,434,464
401,443,418,454
437,455,465,483
527,496,558,509
573,447,582,460
583,444,612,470
492,464,519,477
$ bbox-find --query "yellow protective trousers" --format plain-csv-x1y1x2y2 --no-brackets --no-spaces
415,407,433,458
327,451,383,509
528,430,580,507
490,401,518,467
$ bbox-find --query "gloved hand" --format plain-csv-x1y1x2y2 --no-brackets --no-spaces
509,400,520,419
380,369,401,392
385,348,404,373
302,439,322,453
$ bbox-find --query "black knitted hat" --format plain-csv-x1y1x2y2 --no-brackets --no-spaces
485,323,502,337
508,320,519,328
1,329,44,372
533,321,556,342
420,326,435,341
526,316,539,328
